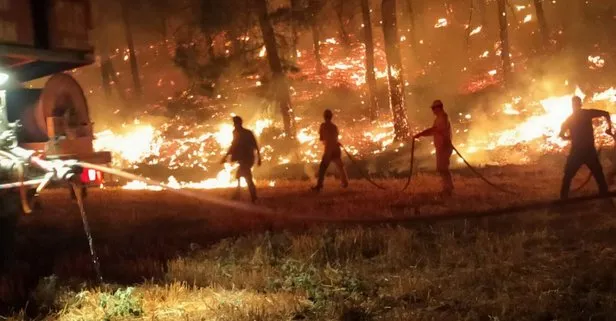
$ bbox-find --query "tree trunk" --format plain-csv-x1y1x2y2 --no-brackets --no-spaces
361,0,379,121
382,0,409,140
121,2,142,99
334,0,351,52
290,0,299,61
95,0,112,98
533,0,549,46
100,54,112,98
405,0,417,50
228,27,242,60
311,22,324,73
496,0,512,87
478,0,488,28
106,62,129,104
256,0,296,138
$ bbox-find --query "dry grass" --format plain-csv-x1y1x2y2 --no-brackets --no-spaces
2,162,616,320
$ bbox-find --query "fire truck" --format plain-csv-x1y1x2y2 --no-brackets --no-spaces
0,0,110,262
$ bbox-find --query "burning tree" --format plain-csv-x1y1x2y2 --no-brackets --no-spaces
381,0,409,140
496,0,512,87
332,0,355,53
533,0,550,47
308,0,326,73
360,0,379,121
256,0,296,138
121,1,143,99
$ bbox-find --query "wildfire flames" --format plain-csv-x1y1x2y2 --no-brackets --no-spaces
90,33,615,190
96,86,615,190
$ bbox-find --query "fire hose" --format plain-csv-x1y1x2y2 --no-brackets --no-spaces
400,139,416,192
571,146,603,193
571,133,616,193
451,145,519,195
330,145,386,190
341,139,517,194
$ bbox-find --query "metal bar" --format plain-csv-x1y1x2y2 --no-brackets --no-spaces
0,178,46,190
0,44,93,64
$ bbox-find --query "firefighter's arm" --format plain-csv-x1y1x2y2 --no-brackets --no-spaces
220,147,231,163
559,122,570,140
254,135,262,166
319,124,325,141
588,109,614,136
221,133,238,163
600,111,614,137
413,127,435,139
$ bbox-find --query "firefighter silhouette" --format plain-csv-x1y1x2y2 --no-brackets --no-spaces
312,109,349,192
559,96,613,199
414,100,454,196
221,116,261,203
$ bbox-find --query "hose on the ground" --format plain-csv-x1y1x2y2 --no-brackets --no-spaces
452,145,519,195
571,146,603,193
400,139,416,192
572,133,616,192
341,139,516,194
340,145,387,190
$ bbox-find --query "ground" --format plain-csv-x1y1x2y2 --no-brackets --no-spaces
2,163,616,320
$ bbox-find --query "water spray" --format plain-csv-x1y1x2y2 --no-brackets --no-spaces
71,182,103,283
76,161,276,215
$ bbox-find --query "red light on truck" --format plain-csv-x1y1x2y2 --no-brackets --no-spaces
80,168,103,184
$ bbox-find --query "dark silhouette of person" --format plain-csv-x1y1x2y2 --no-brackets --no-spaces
312,109,349,192
414,100,454,196
221,116,261,203
559,96,613,199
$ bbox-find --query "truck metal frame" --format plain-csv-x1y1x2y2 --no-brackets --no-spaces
0,0,111,267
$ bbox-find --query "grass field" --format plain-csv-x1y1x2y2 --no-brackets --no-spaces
2,162,616,320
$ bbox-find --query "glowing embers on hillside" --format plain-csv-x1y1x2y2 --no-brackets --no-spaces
292,37,388,88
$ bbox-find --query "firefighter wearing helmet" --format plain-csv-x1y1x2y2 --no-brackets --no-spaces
414,100,454,196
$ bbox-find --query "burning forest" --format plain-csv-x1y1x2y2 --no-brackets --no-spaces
60,0,615,190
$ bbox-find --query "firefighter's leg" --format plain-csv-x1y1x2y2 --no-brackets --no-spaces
232,168,242,200
244,167,258,202
585,153,609,195
332,157,349,188
436,149,454,194
314,155,331,190
560,154,583,199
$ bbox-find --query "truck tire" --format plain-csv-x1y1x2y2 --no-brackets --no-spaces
0,192,20,270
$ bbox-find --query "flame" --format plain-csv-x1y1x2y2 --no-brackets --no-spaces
465,87,616,164
214,124,234,148
254,119,273,136
258,46,266,57
592,87,616,102
297,128,317,144
503,103,521,115
523,14,532,23
588,55,606,69
324,38,338,45
469,26,483,36
94,125,159,166
434,18,448,28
